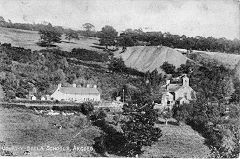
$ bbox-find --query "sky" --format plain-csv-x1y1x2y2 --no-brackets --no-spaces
0,0,239,39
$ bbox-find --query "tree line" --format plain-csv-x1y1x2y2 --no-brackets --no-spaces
2,16,240,53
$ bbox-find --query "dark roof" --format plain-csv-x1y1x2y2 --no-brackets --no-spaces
59,87,100,95
168,84,182,92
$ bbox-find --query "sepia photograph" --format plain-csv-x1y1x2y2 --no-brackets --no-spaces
0,0,239,157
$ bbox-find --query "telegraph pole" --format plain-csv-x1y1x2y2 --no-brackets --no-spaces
123,88,125,103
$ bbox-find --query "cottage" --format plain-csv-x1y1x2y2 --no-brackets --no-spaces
51,83,100,103
30,95,37,101
161,74,196,109
41,95,51,101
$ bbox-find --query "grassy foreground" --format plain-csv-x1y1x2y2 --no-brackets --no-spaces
0,105,101,157
0,105,210,157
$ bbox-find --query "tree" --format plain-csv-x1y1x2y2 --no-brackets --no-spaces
190,61,234,103
117,33,135,48
65,29,79,41
0,16,5,26
92,101,162,157
82,23,95,37
51,69,65,84
82,23,95,32
172,103,192,124
99,25,118,49
38,25,62,47
108,57,126,73
160,61,176,74
161,108,173,125
120,102,162,156
176,60,193,75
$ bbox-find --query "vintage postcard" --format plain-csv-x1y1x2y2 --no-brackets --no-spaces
0,0,239,158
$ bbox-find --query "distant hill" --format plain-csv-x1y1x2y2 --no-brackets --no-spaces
189,50,240,70
114,46,189,73
0,27,102,52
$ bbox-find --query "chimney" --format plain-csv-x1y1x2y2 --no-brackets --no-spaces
93,85,97,88
72,83,76,87
165,80,170,91
86,84,90,88
166,80,170,85
58,83,62,89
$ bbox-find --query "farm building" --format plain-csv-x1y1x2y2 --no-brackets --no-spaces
30,95,37,100
161,74,196,109
51,83,100,103
41,95,51,101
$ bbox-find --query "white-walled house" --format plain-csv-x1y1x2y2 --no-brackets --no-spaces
41,95,51,101
30,95,37,101
51,84,101,103
161,74,196,109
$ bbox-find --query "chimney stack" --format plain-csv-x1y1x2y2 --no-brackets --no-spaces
166,80,170,85
58,83,62,89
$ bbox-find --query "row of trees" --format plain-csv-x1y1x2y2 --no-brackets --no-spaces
96,26,240,54
0,16,96,37
116,29,240,53
2,16,240,53
38,23,91,46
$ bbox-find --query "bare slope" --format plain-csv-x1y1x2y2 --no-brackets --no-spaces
0,27,102,52
115,46,189,73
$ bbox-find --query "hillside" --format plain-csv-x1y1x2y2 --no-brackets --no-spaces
190,50,240,70
0,105,211,157
0,105,101,157
114,46,189,73
233,60,240,80
0,27,102,52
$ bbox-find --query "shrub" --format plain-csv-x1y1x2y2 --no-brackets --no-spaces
160,61,176,74
80,102,94,115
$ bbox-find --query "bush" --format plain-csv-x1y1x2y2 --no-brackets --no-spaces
160,61,176,74
80,102,94,115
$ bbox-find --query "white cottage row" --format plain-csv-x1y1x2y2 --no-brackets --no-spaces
50,84,101,103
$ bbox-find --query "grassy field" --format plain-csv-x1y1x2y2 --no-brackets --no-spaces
0,105,101,157
0,27,103,52
141,122,210,158
0,105,210,157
